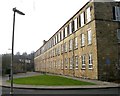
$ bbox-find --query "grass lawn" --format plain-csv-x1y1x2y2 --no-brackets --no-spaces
8,75,96,86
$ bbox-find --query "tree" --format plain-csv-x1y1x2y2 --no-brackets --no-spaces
22,52,27,56
16,52,20,55
2,54,11,75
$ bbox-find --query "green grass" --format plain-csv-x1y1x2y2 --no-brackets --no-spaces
8,75,96,86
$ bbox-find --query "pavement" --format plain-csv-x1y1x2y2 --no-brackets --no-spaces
0,72,119,90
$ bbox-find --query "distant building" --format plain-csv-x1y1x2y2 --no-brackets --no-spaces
34,1,120,81
13,53,35,73
2,52,35,75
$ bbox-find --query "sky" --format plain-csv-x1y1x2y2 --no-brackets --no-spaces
0,0,119,55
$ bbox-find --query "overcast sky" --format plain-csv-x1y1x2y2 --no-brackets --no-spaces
0,0,119,54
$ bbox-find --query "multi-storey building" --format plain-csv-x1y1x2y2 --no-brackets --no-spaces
34,0,120,81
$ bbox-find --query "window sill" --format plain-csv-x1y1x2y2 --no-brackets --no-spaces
113,20,120,22
81,68,86,70
69,50,72,52
88,68,93,70
74,47,78,50
86,20,91,24
81,45,85,48
75,68,78,70
87,43,92,46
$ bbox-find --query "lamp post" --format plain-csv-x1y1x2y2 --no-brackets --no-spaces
10,7,25,95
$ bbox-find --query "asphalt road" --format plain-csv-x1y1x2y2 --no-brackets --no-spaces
1,87,120,95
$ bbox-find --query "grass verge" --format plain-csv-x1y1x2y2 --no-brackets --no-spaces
8,75,96,86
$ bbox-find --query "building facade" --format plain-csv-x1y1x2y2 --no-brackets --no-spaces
34,1,120,81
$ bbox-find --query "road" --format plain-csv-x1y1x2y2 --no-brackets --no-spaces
1,87,120,95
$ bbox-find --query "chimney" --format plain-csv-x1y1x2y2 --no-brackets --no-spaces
43,40,47,45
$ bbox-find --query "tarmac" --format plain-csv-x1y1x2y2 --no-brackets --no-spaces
0,72,119,90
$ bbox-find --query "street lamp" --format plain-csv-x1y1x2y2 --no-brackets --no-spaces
10,7,25,95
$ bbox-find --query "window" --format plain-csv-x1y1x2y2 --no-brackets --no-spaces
69,22,72,34
80,12,85,27
117,29,120,43
86,7,91,23
113,6,120,21
49,41,51,48
53,37,55,45
72,21,75,32
53,48,55,56
61,30,64,40
61,59,63,69
63,29,65,38
65,58,68,69
51,38,54,47
70,57,73,69
58,46,60,55
75,37,78,49
79,15,81,27
64,42,67,52
65,27,68,37
58,60,61,69
67,25,69,35
55,61,57,68
54,48,56,56
69,39,73,51
61,44,64,53
87,29,92,45
75,56,78,69
56,35,58,44
56,47,58,56
81,34,85,47
88,54,93,69
51,49,53,57
74,18,78,31
60,31,62,41
58,32,60,42
81,55,85,69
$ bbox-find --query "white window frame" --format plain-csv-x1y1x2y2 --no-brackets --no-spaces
75,56,78,69
54,48,56,56
86,7,91,23
88,54,93,69
58,46,60,55
61,30,63,40
69,22,72,34
74,18,78,31
58,32,60,42
75,37,78,49
81,55,86,69
65,27,67,37
115,6,120,21
55,47,57,56
58,60,60,69
61,59,63,69
117,29,120,43
64,42,67,52
70,57,73,69
69,39,73,51
65,58,68,69
80,12,85,27
53,37,55,45
87,29,92,45
56,35,58,44
61,44,64,53
81,34,85,47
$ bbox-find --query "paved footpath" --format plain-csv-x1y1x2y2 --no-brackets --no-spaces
0,72,119,89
